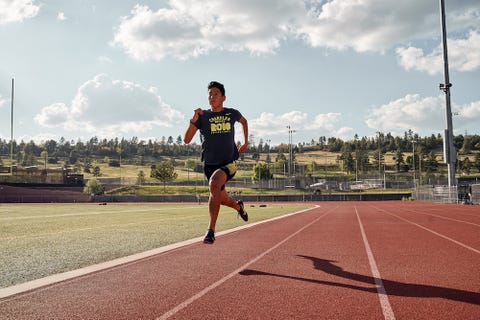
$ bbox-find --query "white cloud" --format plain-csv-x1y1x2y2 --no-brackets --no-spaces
365,94,480,135
34,102,70,128
0,0,40,24
396,30,480,75
97,55,113,64
299,0,480,53
112,1,301,60
34,74,184,138
17,132,59,144
249,110,354,143
299,0,429,52
0,94,5,109
57,12,67,21
457,101,480,126
366,94,444,133
306,113,342,132
112,1,480,60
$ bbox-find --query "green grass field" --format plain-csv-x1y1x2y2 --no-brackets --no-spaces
0,202,313,288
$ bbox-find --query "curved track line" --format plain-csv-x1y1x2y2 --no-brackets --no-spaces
156,206,334,320
355,207,396,320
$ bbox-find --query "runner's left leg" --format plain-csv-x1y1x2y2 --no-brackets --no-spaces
208,169,228,231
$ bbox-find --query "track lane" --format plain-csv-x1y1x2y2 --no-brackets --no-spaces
1,202,478,320
0,205,328,319
358,202,480,320
370,202,480,253
172,203,389,319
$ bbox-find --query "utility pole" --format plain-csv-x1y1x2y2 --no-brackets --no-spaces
377,131,381,183
439,0,456,187
286,126,295,178
412,140,416,189
266,139,271,188
10,78,14,175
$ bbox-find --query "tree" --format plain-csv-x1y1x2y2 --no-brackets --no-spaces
339,144,354,174
185,159,200,173
25,153,36,166
252,162,272,181
93,166,102,177
393,150,405,172
40,150,48,170
83,178,104,195
459,157,472,175
423,152,439,173
69,150,78,164
151,161,178,192
307,160,318,174
459,136,471,154
137,170,146,185
475,153,480,173
276,151,287,162
371,150,384,172
355,149,370,173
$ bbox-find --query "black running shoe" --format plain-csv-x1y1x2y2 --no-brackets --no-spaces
203,229,215,244
237,200,248,222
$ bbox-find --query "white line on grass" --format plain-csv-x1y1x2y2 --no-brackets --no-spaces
355,207,396,320
0,205,319,300
0,205,207,221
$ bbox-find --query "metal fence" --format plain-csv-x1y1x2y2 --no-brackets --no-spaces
471,184,480,205
413,185,458,204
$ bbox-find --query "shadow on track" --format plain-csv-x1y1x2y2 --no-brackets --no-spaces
239,255,480,305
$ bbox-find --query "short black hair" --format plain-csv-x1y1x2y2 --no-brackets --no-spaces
208,81,225,96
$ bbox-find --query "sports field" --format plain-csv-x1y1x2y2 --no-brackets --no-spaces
0,202,312,288
1,201,479,319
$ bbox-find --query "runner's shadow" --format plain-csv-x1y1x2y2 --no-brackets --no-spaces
239,255,480,305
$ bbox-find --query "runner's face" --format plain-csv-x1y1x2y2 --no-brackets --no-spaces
208,87,225,110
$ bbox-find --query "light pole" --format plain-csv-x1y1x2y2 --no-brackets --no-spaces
186,145,190,183
377,131,381,183
383,137,389,189
286,126,295,178
439,0,456,187
266,139,271,188
355,155,358,182
383,159,386,190
10,78,14,175
412,140,416,189
118,146,122,185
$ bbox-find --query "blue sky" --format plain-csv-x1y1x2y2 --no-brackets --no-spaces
0,0,479,147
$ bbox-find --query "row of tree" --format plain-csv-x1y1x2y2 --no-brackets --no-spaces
1,131,479,173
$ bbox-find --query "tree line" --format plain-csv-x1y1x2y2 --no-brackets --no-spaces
1,131,479,171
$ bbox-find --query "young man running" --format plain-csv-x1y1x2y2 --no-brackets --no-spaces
184,81,249,244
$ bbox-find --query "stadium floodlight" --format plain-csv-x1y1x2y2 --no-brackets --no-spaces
439,0,456,187
10,78,14,175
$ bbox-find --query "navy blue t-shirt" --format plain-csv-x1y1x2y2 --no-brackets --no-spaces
192,107,242,165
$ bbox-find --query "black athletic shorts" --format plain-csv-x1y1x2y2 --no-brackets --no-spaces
204,161,238,190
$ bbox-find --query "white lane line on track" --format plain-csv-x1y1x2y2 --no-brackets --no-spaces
397,207,480,228
355,207,396,320
155,206,333,320
373,206,480,255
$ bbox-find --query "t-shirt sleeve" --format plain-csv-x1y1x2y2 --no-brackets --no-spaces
232,108,242,122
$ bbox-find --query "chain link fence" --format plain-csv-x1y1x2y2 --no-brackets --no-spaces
412,185,459,204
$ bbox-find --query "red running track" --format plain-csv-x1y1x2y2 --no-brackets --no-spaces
1,201,479,319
